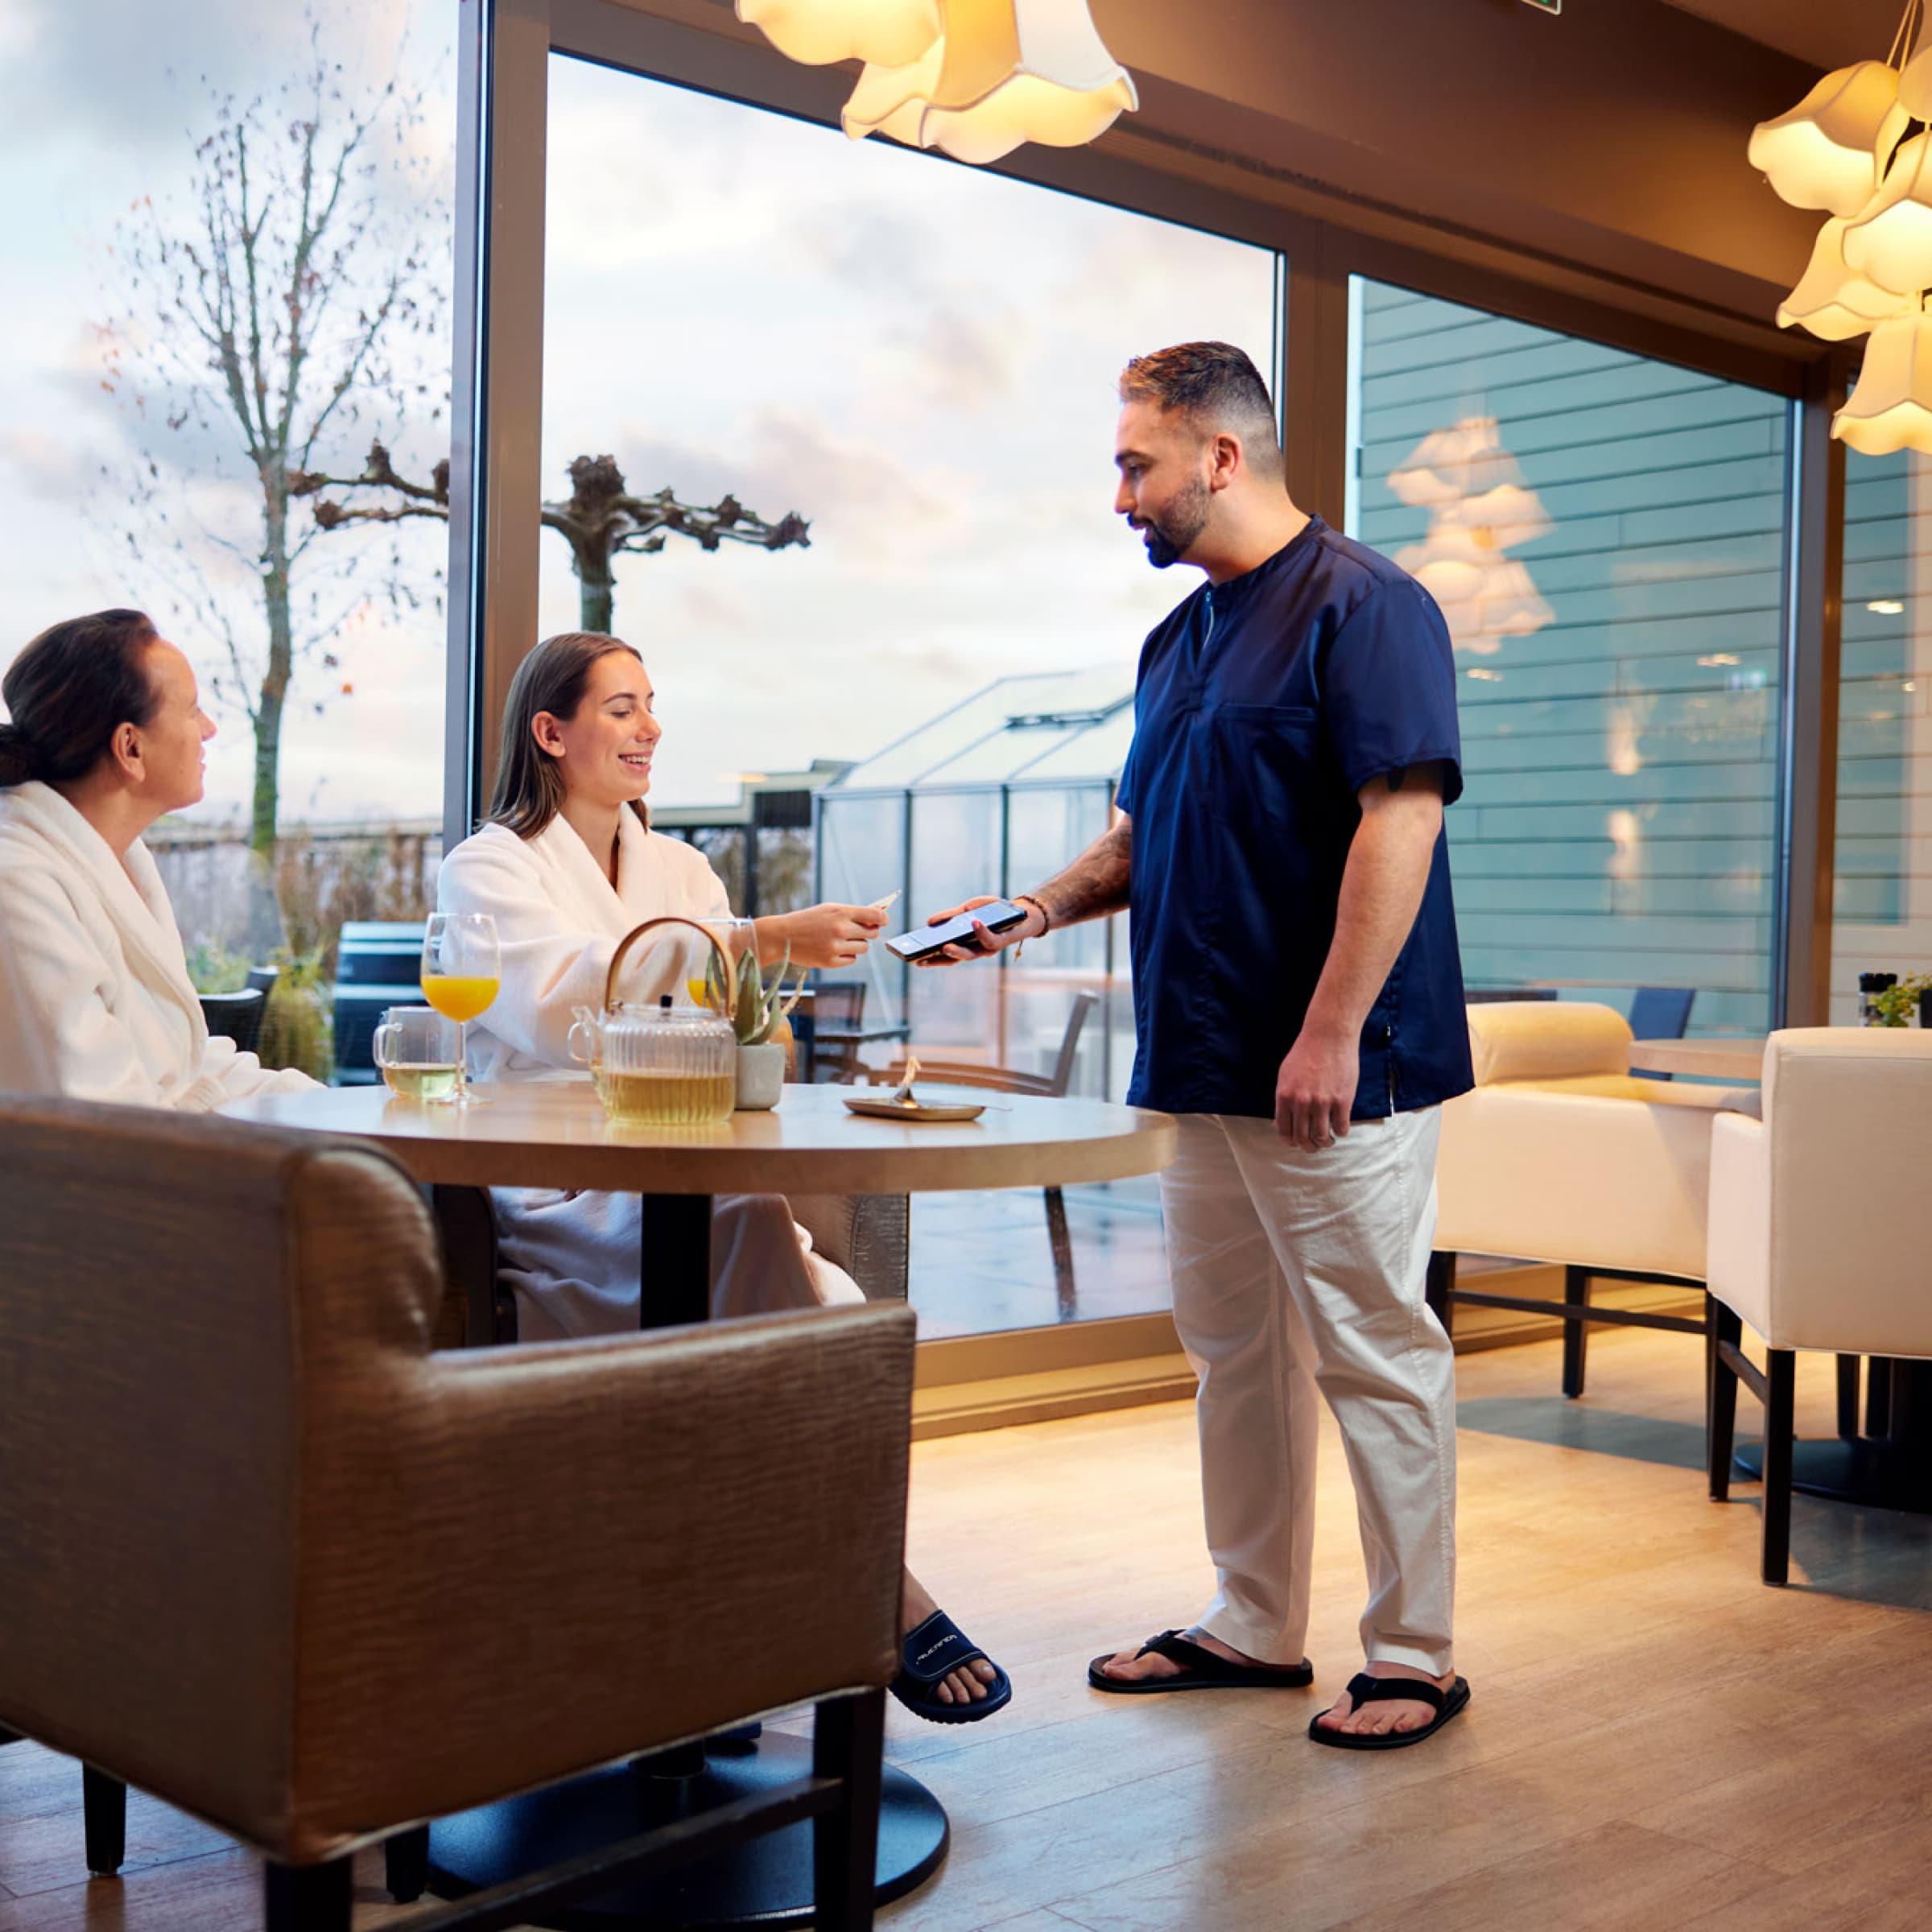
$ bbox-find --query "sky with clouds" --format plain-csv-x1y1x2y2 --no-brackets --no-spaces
1,2,1278,823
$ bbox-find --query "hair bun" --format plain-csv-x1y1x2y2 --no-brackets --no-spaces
0,720,39,787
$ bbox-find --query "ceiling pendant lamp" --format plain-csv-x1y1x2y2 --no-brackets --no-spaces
841,0,1138,164
1843,130,1932,293
1777,216,1917,338
1748,60,1909,217
736,0,941,68
1833,303,1932,454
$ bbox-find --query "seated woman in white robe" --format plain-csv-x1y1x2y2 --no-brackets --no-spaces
438,629,1008,1721
0,609,315,1109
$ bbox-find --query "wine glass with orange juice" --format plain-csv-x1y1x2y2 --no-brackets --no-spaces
419,911,500,1107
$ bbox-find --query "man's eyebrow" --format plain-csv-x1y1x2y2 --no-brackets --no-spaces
1115,447,1152,469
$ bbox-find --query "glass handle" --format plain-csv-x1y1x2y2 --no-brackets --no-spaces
373,1022,395,1068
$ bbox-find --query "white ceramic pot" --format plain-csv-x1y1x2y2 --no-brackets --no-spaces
735,1040,785,1111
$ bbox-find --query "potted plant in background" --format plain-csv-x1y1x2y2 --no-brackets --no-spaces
705,945,805,1109
1868,970,1931,1028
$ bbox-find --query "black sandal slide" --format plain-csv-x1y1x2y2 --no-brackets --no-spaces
1088,1629,1315,1695
1308,1672,1470,1749
890,1610,1013,1726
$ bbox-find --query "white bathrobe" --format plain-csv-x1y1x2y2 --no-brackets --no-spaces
0,780,315,1110
436,811,860,1338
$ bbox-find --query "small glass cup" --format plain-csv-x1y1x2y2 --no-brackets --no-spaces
373,1005,464,1104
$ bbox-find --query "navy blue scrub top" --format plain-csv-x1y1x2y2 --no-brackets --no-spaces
1114,516,1474,1121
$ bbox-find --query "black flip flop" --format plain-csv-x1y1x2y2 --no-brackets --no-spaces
891,1610,1013,1726
1088,1629,1314,1695
1308,1672,1471,1750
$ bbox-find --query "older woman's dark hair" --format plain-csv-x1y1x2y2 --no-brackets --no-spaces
487,630,646,840
0,609,163,790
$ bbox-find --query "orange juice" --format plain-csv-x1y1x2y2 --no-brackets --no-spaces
421,975,500,1023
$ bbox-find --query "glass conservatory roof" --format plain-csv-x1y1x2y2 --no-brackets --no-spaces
828,667,1135,791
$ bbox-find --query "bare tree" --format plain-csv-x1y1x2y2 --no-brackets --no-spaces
99,28,447,854
296,447,811,633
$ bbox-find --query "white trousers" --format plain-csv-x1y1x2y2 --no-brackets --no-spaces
1162,1108,1455,1675
493,1188,865,1342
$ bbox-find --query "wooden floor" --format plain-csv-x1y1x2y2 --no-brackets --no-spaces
6,1325,1931,1930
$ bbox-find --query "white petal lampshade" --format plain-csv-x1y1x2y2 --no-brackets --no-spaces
1748,60,1908,218
1900,42,1932,120
1778,216,1917,340
843,0,1137,164
1833,306,1932,455
1842,133,1932,296
737,0,941,68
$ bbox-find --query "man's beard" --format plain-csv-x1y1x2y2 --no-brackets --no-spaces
1136,478,1211,570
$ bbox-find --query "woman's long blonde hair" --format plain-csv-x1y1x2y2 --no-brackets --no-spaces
485,630,646,840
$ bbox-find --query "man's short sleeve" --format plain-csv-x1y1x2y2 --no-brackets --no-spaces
1320,580,1464,806
1115,733,1139,818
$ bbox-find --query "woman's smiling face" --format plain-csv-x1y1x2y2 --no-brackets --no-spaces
533,647,662,808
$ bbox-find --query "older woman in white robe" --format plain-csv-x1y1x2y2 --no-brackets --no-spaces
437,630,1008,1720
0,610,313,1110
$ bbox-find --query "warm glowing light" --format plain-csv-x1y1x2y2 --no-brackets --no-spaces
723,771,771,784
1869,599,1907,614
1834,305,1932,454
1699,652,1742,666
1777,217,1916,340
1842,130,1932,295
1748,60,1908,217
1466,667,1504,682
843,0,1137,163
737,0,940,68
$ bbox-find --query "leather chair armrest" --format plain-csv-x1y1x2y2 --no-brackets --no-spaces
287,1302,917,1860
790,1193,910,1302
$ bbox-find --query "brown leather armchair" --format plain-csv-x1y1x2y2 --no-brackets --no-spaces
0,1096,916,1931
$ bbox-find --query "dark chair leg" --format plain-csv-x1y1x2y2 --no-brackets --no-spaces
1835,1355,1862,1440
1561,1265,1590,1398
1867,1356,1895,1438
1762,1348,1796,1587
813,1688,885,1932
1044,1187,1076,1322
1425,1250,1456,1342
82,1765,126,1878
1707,1302,1741,1502
384,1823,431,1903
263,1857,352,1932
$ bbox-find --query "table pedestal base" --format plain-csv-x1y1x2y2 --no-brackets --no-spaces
1733,1437,1932,1516
426,1735,947,1930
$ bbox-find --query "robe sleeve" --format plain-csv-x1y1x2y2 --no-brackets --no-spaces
184,1036,320,1110
0,863,176,1105
438,830,733,1072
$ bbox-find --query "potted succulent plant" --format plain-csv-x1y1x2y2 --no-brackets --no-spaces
1868,969,1931,1028
705,944,806,1109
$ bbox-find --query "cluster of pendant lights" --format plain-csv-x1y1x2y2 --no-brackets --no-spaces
1750,0,1932,453
737,0,1137,163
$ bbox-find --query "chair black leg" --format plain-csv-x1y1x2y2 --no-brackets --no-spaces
813,1688,885,1932
263,1857,352,1932
1762,1348,1796,1587
1561,1265,1590,1398
1044,1187,1076,1322
1707,1302,1741,1502
384,1823,430,1903
82,1765,126,1878
1867,1356,1895,1438
1835,1355,1862,1440
1425,1250,1456,1342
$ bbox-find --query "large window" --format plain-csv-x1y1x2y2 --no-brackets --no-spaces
541,56,1278,1334
1348,279,1792,1036
1833,452,1932,1021
1,3,455,1080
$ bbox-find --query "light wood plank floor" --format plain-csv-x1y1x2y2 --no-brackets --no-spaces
5,1325,1930,1930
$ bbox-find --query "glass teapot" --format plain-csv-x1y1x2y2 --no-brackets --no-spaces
568,916,738,1125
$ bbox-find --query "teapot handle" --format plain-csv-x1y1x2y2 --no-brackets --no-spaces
605,915,737,1017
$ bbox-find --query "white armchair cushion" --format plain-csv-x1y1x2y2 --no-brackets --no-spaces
1468,1001,1632,1085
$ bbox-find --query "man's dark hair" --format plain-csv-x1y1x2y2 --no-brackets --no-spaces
1119,341,1283,477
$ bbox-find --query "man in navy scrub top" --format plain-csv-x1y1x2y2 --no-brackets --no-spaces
924,342,1475,1749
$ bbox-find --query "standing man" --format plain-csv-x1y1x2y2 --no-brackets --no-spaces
923,342,1473,1748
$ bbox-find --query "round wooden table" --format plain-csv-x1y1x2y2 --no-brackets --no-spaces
1626,1035,1767,1082
223,1078,1176,1930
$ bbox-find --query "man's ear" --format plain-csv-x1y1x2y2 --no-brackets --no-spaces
1208,431,1243,492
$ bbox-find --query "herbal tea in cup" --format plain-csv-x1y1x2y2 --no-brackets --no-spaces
374,1005,464,1103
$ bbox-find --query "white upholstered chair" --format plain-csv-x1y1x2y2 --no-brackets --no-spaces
1705,1029,1932,1584
1432,1001,1753,1395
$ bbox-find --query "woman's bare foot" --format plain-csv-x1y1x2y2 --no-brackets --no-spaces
1313,1662,1455,1738
902,1571,999,1708
1092,1625,1257,1684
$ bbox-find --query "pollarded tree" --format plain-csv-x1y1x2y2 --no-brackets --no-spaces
295,446,811,634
